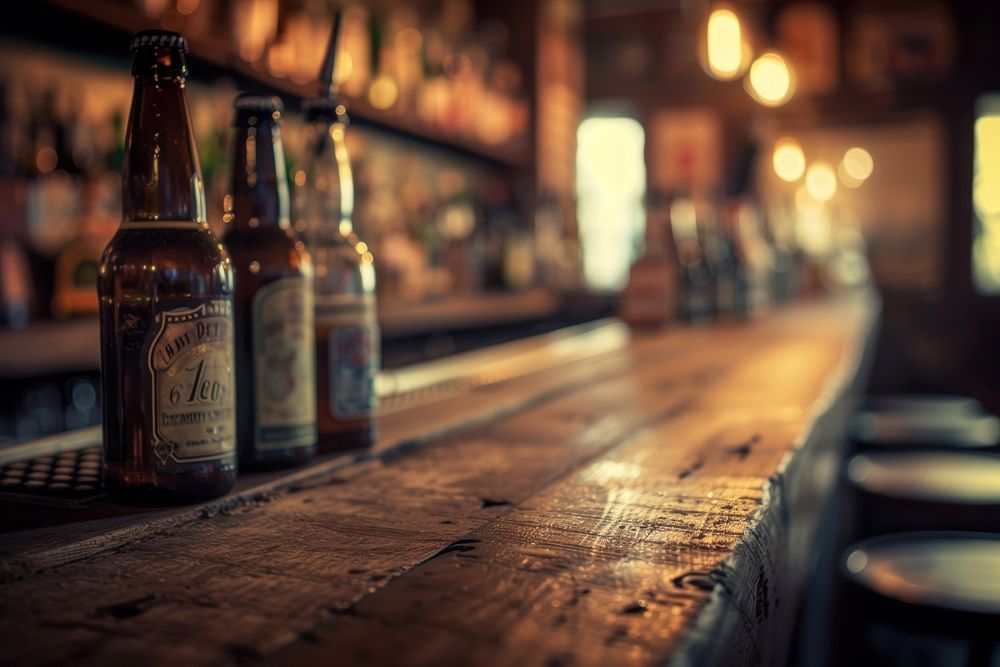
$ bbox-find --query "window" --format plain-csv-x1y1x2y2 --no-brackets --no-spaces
575,116,646,292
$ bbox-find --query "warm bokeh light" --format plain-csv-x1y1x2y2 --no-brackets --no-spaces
35,147,57,174
974,109,1000,292
842,147,874,182
670,198,698,239
176,0,199,15
234,0,279,63
266,42,292,78
746,52,793,107
805,162,837,202
794,186,833,255
368,75,399,110
974,117,1000,218
333,52,353,90
838,162,863,189
773,138,806,182
795,185,823,217
396,28,424,53
706,8,745,80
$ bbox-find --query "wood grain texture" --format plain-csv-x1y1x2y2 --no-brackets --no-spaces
0,295,877,667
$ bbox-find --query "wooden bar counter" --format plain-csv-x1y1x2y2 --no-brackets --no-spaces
0,293,877,667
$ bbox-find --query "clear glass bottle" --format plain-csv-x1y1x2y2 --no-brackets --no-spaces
295,97,378,453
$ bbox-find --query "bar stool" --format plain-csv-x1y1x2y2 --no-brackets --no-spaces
864,394,983,415
829,398,1000,665
840,532,1000,667
844,450,1000,538
850,395,998,451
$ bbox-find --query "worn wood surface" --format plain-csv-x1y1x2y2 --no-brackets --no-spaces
0,295,876,667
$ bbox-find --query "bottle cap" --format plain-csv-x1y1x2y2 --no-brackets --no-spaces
130,30,188,54
234,94,284,114
302,97,350,125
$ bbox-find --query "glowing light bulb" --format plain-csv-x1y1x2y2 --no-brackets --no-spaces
805,162,837,202
746,52,793,107
706,8,744,80
840,146,875,187
773,138,805,182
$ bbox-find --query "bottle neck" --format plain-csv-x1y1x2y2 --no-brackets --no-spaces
121,71,206,225
229,118,290,231
306,118,354,239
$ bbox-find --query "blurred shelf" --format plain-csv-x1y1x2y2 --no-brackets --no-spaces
379,288,560,338
36,0,530,169
0,317,101,378
0,288,562,378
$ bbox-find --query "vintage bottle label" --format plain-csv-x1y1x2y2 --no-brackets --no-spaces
316,294,379,420
252,276,317,451
147,299,236,464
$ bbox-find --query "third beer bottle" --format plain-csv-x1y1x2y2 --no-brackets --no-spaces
224,95,317,468
296,97,378,453
99,31,236,503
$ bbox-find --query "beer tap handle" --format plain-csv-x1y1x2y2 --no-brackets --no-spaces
319,9,343,99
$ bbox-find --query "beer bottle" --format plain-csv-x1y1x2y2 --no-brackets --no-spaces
619,190,678,328
98,31,237,504
669,192,712,323
296,97,378,453
224,94,316,469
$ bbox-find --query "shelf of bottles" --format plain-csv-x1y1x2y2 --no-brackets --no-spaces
49,0,531,167
0,0,548,335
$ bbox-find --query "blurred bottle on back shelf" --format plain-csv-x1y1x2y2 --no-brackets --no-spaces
51,179,114,318
696,192,738,318
0,79,34,329
52,117,121,319
669,192,712,323
728,195,773,316
620,190,677,328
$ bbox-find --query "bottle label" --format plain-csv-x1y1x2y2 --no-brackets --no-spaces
252,276,317,450
317,295,378,419
147,300,236,464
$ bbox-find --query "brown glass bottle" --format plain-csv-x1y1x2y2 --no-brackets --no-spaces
224,95,316,469
98,31,237,504
296,98,378,453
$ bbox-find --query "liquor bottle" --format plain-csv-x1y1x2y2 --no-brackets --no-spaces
297,95,379,454
669,192,712,323
0,80,33,329
98,31,237,504
224,94,317,469
620,191,678,328
51,179,108,318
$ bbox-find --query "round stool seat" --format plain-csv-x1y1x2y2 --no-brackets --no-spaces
847,451,1000,504
864,394,983,417
845,451,1000,537
850,410,999,449
845,532,1000,617
839,532,1000,666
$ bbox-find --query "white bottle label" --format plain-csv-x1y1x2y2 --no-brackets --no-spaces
147,300,236,464
252,276,317,450
316,295,379,419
